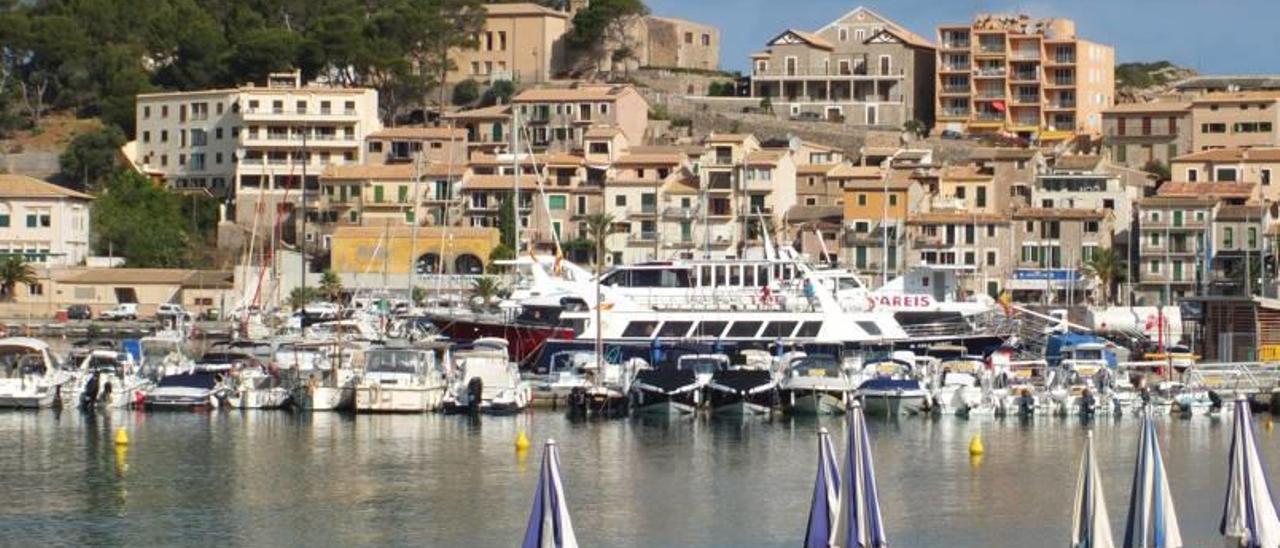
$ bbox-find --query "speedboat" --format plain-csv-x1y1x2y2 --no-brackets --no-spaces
779,353,854,415
1048,341,1117,417
195,349,289,410
354,342,450,413
992,362,1051,417
0,337,72,408
144,370,229,410
527,351,595,405
281,342,359,411
930,356,988,416
856,357,929,416
442,339,530,414
706,354,778,416
67,348,150,410
629,363,701,417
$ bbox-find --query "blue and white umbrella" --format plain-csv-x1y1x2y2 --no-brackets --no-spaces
805,427,841,548
1220,397,1280,547
1122,411,1182,548
1072,431,1116,548
832,402,888,548
522,439,578,548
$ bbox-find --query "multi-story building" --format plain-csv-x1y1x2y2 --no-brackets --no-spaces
0,174,92,267
699,133,757,259
318,162,466,240
933,165,1000,214
1034,155,1135,230
511,84,649,152
603,150,689,264
1190,92,1280,151
796,164,841,207
841,173,921,281
966,147,1043,209
1101,101,1192,169
443,104,513,151
364,127,469,166
1134,195,1216,304
1170,147,1280,202
630,16,720,71
905,211,1012,298
452,3,570,84
1211,204,1266,294
527,154,588,251
1008,207,1113,303
934,14,1114,140
749,6,936,126
741,150,798,243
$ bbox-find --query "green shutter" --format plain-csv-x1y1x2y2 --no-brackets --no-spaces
374,186,384,203
0,215,8,227
398,185,409,203
548,195,567,210
26,215,36,228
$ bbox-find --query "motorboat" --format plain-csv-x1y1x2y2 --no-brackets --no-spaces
281,342,359,411
992,361,1051,417
856,355,929,416
629,363,701,417
930,356,989,416
0,337,72,408
706,354,778,416
304,319,383,345
354,342,450,413
67,348,150,410
137,333,194,380
779,353,854,415
527,351,596,405
193,348,289,410
442,339,530,414
144,370,229,410
1047,340,1117,417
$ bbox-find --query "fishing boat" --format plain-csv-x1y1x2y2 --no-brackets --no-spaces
992,361,1051,417
779,353,854,415
0,338,72,408
353,342,450,413
706,354,779,416
856,355,929,416
442,339,530,414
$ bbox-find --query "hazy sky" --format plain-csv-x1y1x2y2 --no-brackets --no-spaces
646,0,1280,74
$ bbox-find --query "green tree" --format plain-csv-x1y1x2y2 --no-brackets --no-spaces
481,79,516,106
287,286,323,310
1083,248,1125,305
497,196,517,249
1143,159,1171,182
488,243,515,273
319,270,344,303
452,78,480,105
903,119,927,138
565,0,648,69
583,213,614,268
60,126,125,189
92,170,191,267
0,256,36,302
759,96,773,114
469,275,503,310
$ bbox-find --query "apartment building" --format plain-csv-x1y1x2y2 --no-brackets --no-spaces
630,16,720,71
0,175,92,267
364,127,469,166
1101,101,1192,169
796,164,840,207
1134,195,1215,304
1034,155,1134,230
452,3,569,84
1171,147,1280,202
1190,92,1280,151
523,154,589,251
966,147,1043,209
603,150,689,264
905,211,1012,298
511,85,649,152
935,14,1114,140
841,173,922,280
1211,204,1266,294
749,6,936,126
133,72,382,243
933,165,1000,214
443,104,513,151
699,133,757,258
319,162,466,237
1008,207,1113,303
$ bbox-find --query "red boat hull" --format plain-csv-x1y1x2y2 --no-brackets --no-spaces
428,316,573,364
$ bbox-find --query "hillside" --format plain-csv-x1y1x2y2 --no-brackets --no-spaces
1115,61,1198,103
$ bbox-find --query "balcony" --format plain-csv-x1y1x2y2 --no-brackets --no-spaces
1047,55,1076,65
913,235,948,248
1046,100,1076,110
974,112,1006,122
1010,50,1041,61
940,63,971,73
710,155,734,167
940,84,970,95
941,39,970,50
752,66,907,78
665,237,698,249
973,67,1007,78
976,43,1006,55
1011,70,1040,82
931,196,967,210
940,108,970,118
241,107,360,122
1012,95,1041,105
627,231,659,244
1047,79,1076,88
663,207,698,220
706,209,733,219
628,205,659,218
975,90,1006,99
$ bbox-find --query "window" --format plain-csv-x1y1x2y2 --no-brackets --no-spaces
986,251,996,266
856,321,882,336
548,195,567,210
160,130,169,142
888,194,898,207
1084,221,1099,233
857,194,867,206
976,186,987,208
726,321,763,338
964,251,975,265
622,321,659,338
1187,168,1198,182
795,321,823,338
1225,227,1235,248
762,321,798,338
1115,145,1127,163
1216,167,1238,182
143,106,151,118
1250,227,1259,248
839,28,848,42
693,321,728,338
1264,169,1273,186
1201,123,1227,134
374,186,384,203
701,34,710,46
1149,260,1159,274
986,225,995,238
684,32,693,44
614,195,626,207
658,321,693,338
28,283,42,296
398,185,409,203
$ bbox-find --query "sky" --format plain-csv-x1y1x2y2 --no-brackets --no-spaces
645,0,1280,75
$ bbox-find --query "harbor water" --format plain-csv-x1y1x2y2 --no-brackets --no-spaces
2,410,1278,546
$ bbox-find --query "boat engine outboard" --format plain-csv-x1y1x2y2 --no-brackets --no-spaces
465,377,483,414
1018,390,1035,416
79,371,101,410
1208,390,1223,412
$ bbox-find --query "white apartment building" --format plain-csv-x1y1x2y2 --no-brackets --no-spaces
0,175,92,267
132,72,382,231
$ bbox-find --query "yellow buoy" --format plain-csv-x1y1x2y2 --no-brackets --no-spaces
1267,417,1274,432
968,434,985,456
114,427,129,446
515,430,531,451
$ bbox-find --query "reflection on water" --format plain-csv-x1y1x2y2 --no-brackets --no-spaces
0,410,1276,547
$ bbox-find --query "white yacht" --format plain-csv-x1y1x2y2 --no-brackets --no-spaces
856,356,930,416
930,356,989,416
1048,340,1116,416
0,338,71,408
144,370,229,410
67,348,150,410
354,343,450,413
778,353,854,415
281,342,359,411
442,339,530,414
137,333,193,380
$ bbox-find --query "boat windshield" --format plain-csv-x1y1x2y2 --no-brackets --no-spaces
792,357,841,378
158,372,218,389
679,357,727,375
1067,349,1104,361
366,350,424,375
0,352,46,378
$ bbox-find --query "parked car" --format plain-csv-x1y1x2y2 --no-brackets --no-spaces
940,129,964,140
66,305,92,320
101,304,138,321
155,303,192,321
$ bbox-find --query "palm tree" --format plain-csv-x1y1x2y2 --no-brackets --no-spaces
583,213,615,372
319,270,344,304
470,276,504,311
0,256,36,302
287,286,322,311
1083,248,1125,305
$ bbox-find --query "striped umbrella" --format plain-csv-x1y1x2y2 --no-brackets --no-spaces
1072,431,1116,548
1220,397,1280,547
1122,411,1182,548
804,427,841,548
522,439,578,548
832,402,888,548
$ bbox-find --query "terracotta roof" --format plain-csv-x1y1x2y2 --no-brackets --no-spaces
183,270,234,289
583,127,623,139
1192,91,1280,104
843,179,912,191
1216,205,1265,221
1138,196,1218,207
828,165,882,179
64,268,194,285
483,3,568,18
661,174,699,194
0,174,92,200
1156,181,1257,200
797,164,837,176
705,133,752,144
513,85,636,103
543,154,584,166
1103,101,1191,114
1173,147,1280,163
772,29,834,50
323,163,464,180
629,145,700,156
1011,207,1108,220
968,147,1039,161
1053,155,1102,171
908,212,1008,225
870,27,934,50
940,165,991,181
614,153,683,166
442,104,511,120
744,150,785,166
368,127,467,140
463,175,538,191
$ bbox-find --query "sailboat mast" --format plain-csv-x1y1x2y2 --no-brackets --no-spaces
511,108,521,256
300,126,309,295
407,149,422,301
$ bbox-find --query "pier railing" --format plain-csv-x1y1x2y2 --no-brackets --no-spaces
1116,360,1280,395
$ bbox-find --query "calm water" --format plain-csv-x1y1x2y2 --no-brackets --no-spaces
1,410,1278,547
